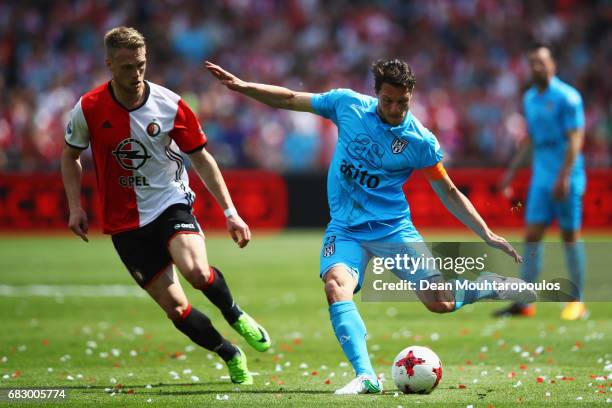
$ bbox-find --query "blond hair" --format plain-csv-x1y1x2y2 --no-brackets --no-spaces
104,26,145,57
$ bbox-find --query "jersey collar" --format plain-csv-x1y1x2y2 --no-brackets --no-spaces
366,100,413,132
107,80,151,112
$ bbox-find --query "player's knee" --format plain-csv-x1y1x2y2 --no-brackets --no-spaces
424,301,454,314
185,265,211,290
561,230,578,243
166,304,190,321
324,278,351,303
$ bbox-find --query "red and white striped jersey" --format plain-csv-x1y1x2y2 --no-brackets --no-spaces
65,81,207,235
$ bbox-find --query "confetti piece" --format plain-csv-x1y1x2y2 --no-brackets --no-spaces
325,379,331,384
458,384,466,389
537,377,544,383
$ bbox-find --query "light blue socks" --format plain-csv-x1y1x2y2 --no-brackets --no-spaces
329,300,375,377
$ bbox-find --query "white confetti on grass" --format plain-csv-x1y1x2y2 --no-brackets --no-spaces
129,350,137,357
190,375,199,382
216,394,229,400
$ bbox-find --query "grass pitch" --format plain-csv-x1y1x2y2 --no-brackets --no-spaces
0,231,610,407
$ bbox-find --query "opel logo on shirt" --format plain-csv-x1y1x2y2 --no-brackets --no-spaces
112,138,152,170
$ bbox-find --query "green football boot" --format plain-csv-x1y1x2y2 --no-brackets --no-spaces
226,346,253,385
231,312,271,352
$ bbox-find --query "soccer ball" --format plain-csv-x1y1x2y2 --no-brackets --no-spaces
391,345,442,394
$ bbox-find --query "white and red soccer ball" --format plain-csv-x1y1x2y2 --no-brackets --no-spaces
392,345,442,394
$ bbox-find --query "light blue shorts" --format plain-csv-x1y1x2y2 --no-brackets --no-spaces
319,218,441,293
526,184,583,231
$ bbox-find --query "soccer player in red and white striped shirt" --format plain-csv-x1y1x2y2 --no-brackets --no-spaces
60,27,270,385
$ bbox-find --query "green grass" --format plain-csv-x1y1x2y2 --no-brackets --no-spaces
0,231,610,407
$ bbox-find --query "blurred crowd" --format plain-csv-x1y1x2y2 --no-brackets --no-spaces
0,0,610,172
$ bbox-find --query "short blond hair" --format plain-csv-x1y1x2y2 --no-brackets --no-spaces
104,26,145,57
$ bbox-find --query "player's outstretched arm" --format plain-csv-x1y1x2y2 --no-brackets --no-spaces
427,168,522,263
60,144,89,242
188,148,251,248
499,137,532,198
205,61,315,112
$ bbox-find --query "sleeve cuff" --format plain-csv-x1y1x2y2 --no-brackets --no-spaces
65,141,88,150
185,142,208,154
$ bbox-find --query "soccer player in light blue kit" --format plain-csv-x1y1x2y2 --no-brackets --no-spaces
206,59,536,394
495,45,587,320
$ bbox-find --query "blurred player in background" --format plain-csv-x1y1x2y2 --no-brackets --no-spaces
495,44,587,320
206,58,536,395
60,26,270,385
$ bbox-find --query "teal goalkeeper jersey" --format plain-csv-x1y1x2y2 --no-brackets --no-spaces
311,88,443,227
523,76,586,192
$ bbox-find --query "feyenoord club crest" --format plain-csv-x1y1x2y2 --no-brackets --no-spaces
392,137,408,154
146,120,161,137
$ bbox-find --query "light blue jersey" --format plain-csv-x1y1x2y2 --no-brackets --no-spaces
311,88,443,228
523,76,586,193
